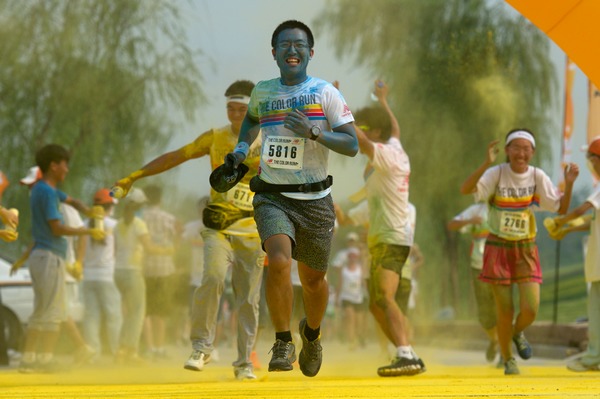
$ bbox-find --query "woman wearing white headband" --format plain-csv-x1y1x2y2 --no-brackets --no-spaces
460,128,579,376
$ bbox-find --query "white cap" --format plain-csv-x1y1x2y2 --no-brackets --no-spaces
346,232,359,241
20,166,41,186
125,188,148,204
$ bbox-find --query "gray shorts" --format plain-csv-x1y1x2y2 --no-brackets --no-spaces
28,249,67,331
252,192,335,272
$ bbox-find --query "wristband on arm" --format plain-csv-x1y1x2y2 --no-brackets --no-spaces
234,142,249,157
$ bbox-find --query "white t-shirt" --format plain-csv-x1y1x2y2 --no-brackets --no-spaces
60,203,84,284
248,76,354,200
83,217,117,282
365,137,412,248
475,163,561,240
585,187,600,282
339,266,364,304
348,200,369,227
331,247,355,269
114,217,149,271
60,203,84,266
451,203,489,270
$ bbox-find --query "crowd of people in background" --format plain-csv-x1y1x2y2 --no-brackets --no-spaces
1,18,599,381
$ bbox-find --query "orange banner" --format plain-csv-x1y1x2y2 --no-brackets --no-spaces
505,0,600,87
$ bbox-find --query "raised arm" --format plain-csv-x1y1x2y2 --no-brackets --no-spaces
460,140,500,195
373,80,400,140
113,131,212,197
556,163,580,215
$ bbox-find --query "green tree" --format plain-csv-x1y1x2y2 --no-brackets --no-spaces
0,0,205,255
316,0,557,317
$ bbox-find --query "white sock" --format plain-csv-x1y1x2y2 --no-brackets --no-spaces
410,347,420,360
397,346,413,359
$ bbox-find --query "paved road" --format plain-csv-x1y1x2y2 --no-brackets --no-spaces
1,341,598,398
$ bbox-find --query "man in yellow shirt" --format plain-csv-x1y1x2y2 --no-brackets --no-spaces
113,81,264,380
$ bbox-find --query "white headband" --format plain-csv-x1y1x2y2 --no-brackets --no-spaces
506,130,535,148
226,95,251,105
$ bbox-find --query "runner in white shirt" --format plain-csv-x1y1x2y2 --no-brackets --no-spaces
353,80,423,376
460,130,578,375
226,20,358,377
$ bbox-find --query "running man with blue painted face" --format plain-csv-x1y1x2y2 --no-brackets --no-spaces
225,20,358,377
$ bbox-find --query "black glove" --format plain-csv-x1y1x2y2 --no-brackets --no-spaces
209,162,249,193
225,152,246,170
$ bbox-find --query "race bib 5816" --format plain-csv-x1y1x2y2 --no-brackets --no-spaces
262,136,304,170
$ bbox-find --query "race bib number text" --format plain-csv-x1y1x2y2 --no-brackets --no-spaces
262,136,304,170
226,183,254,211
499,211,530,238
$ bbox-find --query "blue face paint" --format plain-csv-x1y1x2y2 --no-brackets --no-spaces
274,28,312,86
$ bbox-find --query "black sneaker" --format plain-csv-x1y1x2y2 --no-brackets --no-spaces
512,332,532,360
416,358,427,374
298,318,323,377
377,356,422,377
268,339,296,372
504,357,520,375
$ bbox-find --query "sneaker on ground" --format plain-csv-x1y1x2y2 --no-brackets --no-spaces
504,357,520,375
512,332,532,360
74,344,97,365
18,360,36,374
486,340,497,362
184,350,211,371
37,359,67,374
268,339,296,372
298,318,323,377
566,358,600,372
234,366,257,380
377,356,421,377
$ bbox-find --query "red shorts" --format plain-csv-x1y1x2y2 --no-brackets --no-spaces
479,234,542,285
